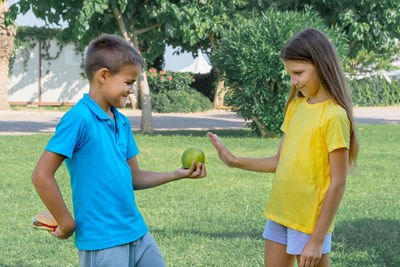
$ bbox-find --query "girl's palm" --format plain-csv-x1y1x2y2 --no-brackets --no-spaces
207,132,235,167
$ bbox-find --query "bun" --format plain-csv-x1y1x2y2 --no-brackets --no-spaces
31,211,58,231
33,211,58,226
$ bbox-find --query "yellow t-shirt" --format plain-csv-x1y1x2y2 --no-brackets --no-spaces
264,97,350,234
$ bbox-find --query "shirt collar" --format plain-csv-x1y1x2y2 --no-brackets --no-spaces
111,106,124,124
81,94,126,125
81,94,112,120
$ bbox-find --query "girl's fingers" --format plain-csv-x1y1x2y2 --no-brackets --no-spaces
207,132,220,146
208,133,226,152
207,134,216,146
299,256,305,267
208,132,233,165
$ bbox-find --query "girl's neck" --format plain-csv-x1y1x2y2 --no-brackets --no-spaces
307,85,329,104
307,96,329,104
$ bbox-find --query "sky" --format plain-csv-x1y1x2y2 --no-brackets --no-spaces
7,0,209,72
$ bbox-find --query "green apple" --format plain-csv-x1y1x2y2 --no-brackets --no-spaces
181,147,205,169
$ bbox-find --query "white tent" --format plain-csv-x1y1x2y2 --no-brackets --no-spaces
178,52,212,74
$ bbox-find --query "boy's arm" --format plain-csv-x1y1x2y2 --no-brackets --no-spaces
207,132,285,173
127,156,206,190
31,150,76,239
299,147,348,267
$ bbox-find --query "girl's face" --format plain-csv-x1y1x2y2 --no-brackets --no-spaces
284,60,328,103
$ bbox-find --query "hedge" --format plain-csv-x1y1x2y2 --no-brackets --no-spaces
349,77,400,106
146,69,212,113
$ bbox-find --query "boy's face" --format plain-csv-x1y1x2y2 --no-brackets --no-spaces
284,60,327,102
101,64,140,108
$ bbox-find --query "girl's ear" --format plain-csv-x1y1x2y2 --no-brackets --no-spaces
97,68,110,84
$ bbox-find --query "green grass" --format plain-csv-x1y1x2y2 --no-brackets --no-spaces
0,125,399,266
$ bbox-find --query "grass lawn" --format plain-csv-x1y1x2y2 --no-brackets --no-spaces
0,125,399,266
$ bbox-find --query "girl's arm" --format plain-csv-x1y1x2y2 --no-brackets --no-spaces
127,156,206,190
207,132,285,173
31,151,76,239
299,147,349,267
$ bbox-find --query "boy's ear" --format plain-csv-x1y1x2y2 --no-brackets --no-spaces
97,68,110,83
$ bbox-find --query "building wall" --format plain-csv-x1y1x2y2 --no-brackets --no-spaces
9,39,89,105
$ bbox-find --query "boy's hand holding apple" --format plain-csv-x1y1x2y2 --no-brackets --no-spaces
175,147,206,179
175,161,206,179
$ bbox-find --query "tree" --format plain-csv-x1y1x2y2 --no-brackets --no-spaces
257,0,400,72
212,8,347,137
7,0,257,115
163,0,400,108
0,0,16,110
6,0,175,133
163,0,248,109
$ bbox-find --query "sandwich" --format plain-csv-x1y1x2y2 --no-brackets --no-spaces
31,211,58,232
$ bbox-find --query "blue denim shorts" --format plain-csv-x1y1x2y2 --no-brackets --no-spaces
262,219,332,255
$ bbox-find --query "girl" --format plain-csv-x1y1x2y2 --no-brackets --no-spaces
207,28,359,267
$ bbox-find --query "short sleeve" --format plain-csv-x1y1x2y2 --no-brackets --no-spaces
126,120,139,159
45,111,87,158
325,109,350,152
280,98,298,133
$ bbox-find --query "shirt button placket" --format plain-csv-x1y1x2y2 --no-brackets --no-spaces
106,120,114,132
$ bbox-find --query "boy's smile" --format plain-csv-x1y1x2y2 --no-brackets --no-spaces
284,60,328,104
91,64,140,116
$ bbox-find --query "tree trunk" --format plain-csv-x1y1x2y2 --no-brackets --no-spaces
213,69,227,109
0,2,16,110
113,7,139,109
138,69,153,133
209,33,227,109
128,84,138,109
112,6,153,132
251,114,268,138
131,32,153,133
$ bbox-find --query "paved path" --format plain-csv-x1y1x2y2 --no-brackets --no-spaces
352,106,400,124
0,107,399,135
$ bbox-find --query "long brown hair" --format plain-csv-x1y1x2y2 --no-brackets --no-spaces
281,28,359,167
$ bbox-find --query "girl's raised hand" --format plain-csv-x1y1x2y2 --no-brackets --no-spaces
207,132,236,167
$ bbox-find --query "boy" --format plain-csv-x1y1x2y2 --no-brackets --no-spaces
31,33,206,267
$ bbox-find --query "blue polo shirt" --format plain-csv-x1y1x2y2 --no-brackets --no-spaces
46,94,148,250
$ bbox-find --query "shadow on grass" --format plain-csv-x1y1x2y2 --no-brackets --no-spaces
134,129,260,138
332,219,400,266
151,227,261,240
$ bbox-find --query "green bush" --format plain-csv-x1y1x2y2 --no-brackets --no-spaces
147,69,212,113
348,77,400,106
211,9,347,137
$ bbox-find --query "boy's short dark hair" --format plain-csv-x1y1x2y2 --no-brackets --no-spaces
85,34,146,81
